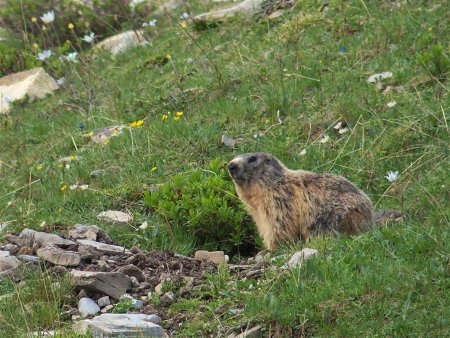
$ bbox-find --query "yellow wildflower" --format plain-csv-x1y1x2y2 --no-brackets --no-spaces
180,21,187,28
68,23,74,30
175,112,183,117
36,165,43,170
151,166,157,172
166,54,172,60
57,163,64,169
112,129,119,135
129,120,144,127
88,131,94,137
42,25,47,31
174,116,181,121
33,43,39,49
60,184,68,192
161,114,168,121
69,155,76,161
427,27,432,32
31,17,37,23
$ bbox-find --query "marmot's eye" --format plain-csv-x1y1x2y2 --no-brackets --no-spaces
248,156,257,163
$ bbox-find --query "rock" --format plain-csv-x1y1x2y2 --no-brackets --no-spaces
230,325,263,338
154,283,163,295
90,125,126,144
3,243,17,252
117,264,145,282
19,229,76,249
69,224,111,242
49,265,69,277
71,270,132,299
73,314,166,337
17,255,40,264
36,246,81,266
97,260,110,271
78,297,100,317
0,256,22,280
95,30,147,55
194,0,263,23
221,135,237,147
367,71,393,84
130,276,140,287
77,239,131,257
0,67,59,114
382,85,405,95
132,298,144,309
287,248,319,268
97,296,111,308
160,291,174,306
0,250,10,258
100,304,114,313
194,250,226,264
267,9,285,19
97,210,133,225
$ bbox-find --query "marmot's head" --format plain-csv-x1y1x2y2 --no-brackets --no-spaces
228,152,284,186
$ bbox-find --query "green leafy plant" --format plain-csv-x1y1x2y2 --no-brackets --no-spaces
143,159,258,255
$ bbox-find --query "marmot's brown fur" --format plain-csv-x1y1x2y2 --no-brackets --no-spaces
228,152,374,250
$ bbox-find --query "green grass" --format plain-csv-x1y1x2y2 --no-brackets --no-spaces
0,0,449,336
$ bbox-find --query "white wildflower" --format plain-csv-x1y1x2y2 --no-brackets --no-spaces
56,77,65,86
387,100,397,108
37,49,52,61
79,184,89,190
69,184,78,190
187,57,193,64
142,22,149,27
180,12,189,19
338,128,349,134
65,52,78,62
334,121,343,130
139,221,148,230
385,171,399,182
40,10,55,24
368,71,393,83
319,134,330,144
82,32,95,43
299,149,307,156
39,221,47,228
149,19,157,27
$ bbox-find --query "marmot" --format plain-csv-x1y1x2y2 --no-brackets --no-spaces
228,152,374,250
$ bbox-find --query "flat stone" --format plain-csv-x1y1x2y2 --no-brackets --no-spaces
160,291,174,306
101,304,114,313
17,255,40,264
69,224,111,242
19,229,75,249
73,313,166,337
97,210,133,225
95,30,147,55
97,296,111,308
0,250,10,258
194,0,263,23
0,256,22,280
287,248,319,268
71,270,132,299
194,250,226,264
78,297,100,317
0,67,59,114
117,264,145,282
37,246,81,266
77,239,131,256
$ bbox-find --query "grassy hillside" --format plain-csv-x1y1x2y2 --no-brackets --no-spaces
0,0,448,336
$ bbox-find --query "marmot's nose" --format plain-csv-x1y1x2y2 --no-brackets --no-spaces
228,162,239,176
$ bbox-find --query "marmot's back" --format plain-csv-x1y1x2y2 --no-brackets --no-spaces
228,153,374,250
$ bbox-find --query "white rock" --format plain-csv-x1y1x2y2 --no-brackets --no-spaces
97,210,133,225
97,296,111,308
0,67,59,114
367,71,393,83
0,250,10,258
287,248,319,268
95,30,147,55
73,314,166,337
36,246,81,266
132,298,144,309
71,270,132,299
194,250,226,264
194,0,264,23
78,297,100,317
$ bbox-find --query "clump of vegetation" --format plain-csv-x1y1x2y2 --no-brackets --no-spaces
143,159,258,255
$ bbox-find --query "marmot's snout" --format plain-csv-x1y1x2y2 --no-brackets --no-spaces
227,160,241,179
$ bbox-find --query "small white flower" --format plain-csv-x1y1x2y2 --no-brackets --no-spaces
139,221,148,230
385,171,399,182
65,163,71,169
37,49,52,61
319,134,330,143
180,12,189,19
187,57,193,64
79,184,89,190
387,100,397,108
40,10,55,24
334,121,343,130
130,0,145,9
3,95,13,103
65,52,78,62
39,221,47,228
142,22,149,27
56,77,65,86
82,32,95,43
299,149,307,156
368,71,393,83
149,19,157,27
6,201,13,207
338,128,349,134
69,184,78,190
